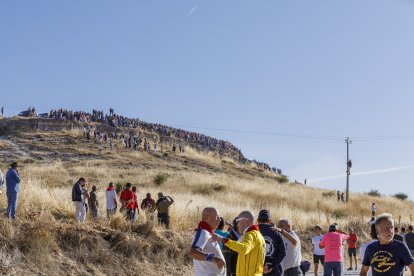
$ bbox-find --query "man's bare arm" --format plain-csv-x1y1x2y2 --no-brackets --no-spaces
359,265,369,276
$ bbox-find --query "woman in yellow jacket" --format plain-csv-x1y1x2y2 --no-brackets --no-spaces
215,211,266,276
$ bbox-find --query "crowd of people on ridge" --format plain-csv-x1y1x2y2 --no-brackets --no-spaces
47,108,282,173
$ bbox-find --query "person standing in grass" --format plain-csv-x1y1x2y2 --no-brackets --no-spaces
188,207,226,276
156,192,174,228
105,182,117,219
120,183,135,221
6,162,21,219
361,213,414,276
371,203,376,216
72,177,86,223
131,186,139,223
347,228,358,271
89,185,99,220
319,224,349,276
312,226,325,276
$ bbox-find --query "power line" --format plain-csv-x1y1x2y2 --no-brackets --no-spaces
171,124,414,142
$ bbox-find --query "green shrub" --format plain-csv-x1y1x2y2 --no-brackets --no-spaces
394,193,409,201
331,209,347,219
276,175,289,183
322,191,335,198
367,189,381,197
115,183,123,194
153,173,169,186
193,183,227,195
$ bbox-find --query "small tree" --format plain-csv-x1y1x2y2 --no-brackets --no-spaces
367,189,381,197
153,173,169,186
394,193,409,201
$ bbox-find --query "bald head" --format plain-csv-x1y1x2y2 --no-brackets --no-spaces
202,207,218,220
278,219,291,232
238,210,255,224
202,207,220,230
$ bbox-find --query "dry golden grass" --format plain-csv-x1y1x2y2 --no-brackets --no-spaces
1,126,414,274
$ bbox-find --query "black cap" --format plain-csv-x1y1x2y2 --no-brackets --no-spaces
258,209,271,220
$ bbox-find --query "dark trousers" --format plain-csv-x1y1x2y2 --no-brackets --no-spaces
158,213,170,228
284,266,303,276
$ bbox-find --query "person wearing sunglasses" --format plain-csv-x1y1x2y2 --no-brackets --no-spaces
212,210,266,276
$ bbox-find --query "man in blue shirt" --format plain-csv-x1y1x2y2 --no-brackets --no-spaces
361,213,414,276
6,162,21,219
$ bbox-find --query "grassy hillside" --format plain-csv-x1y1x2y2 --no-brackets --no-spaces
0,121,413,275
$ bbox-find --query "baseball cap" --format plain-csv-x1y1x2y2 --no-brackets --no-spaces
258,209,271,220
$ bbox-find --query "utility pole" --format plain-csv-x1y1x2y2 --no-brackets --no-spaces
345,137,352,202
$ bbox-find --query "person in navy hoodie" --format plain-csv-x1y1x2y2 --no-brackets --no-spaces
6,162,21,219
258,209,287,276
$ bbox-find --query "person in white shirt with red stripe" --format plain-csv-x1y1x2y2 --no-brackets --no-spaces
188,207,226,276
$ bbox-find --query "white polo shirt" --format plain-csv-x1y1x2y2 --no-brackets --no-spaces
282,231,302,270
192,228,226,276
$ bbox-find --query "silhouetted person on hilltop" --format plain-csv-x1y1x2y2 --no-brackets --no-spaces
1,106,3,116
337,191,340,201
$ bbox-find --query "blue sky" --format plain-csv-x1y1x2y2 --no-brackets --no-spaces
2,0,414,199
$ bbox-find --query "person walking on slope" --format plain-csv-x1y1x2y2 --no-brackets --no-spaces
257,209,287,276
6,162,21,219
120,183,135,221
89,185,99,220
213,210,266,276
156,192,174,228
72,178,87,223
188,207,226,276
105,182,117,219
319,224,349,276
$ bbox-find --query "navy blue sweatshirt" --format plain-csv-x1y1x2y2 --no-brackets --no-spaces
258,224,287,276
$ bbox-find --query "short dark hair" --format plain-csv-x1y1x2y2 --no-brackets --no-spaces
401,227,406,232
315,226,321,230
409,225,413,231
217,217,225,230
78,178,86,183
126,183,132,188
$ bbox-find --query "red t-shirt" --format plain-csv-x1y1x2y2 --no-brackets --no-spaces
348,233,358,249
120,189,135,209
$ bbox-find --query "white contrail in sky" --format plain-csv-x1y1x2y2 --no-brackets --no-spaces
189,6,197,16
308,165,414,183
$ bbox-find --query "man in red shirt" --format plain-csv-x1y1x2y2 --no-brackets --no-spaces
347,228,358,271
120,183,135,221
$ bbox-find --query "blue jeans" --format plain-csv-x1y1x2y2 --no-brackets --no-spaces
324,262,342,276
7,193,18,219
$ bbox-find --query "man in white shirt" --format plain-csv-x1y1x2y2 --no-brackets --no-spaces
277,219,303,276
105,182,117,219
188,207,225,276
311,226,325,276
